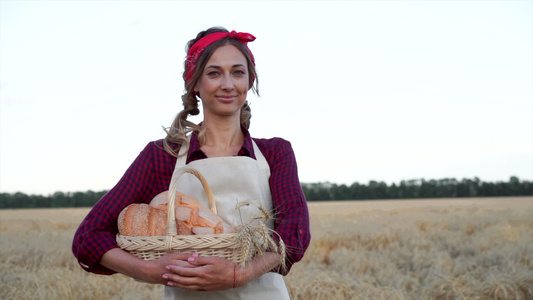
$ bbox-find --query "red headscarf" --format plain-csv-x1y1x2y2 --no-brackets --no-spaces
184,30,256,84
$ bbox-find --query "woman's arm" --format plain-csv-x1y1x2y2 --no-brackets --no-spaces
72,141,175,274
258,138,311,274
100,248,193,285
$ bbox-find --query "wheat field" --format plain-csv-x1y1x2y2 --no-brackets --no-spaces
1,197,532,300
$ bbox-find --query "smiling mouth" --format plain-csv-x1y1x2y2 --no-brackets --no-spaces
217,95,237,100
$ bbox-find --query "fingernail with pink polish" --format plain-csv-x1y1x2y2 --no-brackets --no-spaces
192,253,199,258
188,257,195,263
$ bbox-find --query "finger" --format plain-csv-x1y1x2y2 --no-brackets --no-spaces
167,252,195,260
165,264,203,277
162,271,206,289
166,260,195,270
187,255,224,266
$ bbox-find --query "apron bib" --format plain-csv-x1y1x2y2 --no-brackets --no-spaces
164,141,290,300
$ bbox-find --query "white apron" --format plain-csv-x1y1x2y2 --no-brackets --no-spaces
164,141,290,300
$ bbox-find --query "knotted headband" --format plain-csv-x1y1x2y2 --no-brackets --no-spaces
184,30,256,84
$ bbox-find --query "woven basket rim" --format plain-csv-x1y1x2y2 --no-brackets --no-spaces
117,231,238,239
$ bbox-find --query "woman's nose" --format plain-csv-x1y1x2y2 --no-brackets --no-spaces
221,75,234,90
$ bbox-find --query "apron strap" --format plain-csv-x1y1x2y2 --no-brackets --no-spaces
174,135,190,170
252,140,271,179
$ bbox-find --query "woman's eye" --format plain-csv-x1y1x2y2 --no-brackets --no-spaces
207,71,219,76
234,70,246,76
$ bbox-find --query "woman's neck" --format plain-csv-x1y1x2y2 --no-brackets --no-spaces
200,118,244,157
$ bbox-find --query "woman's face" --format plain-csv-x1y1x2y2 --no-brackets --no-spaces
195,44,249,120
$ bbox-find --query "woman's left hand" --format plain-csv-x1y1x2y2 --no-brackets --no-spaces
162,255,240,291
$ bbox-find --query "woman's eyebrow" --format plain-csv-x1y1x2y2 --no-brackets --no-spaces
205,64,246,69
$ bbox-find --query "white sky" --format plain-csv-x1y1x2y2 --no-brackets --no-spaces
1,0,532,195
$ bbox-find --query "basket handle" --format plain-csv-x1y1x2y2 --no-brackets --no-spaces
166,167,216,236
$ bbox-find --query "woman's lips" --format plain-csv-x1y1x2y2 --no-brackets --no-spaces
217,95,237,101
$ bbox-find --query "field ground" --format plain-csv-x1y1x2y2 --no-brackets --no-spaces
1,197,532,299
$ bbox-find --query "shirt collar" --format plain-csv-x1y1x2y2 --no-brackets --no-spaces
186,125,256,163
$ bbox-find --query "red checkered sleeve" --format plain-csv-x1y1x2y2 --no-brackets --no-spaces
254,138,311,274
72,141,175,274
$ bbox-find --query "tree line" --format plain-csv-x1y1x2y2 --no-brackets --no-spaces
302,176,532,201
0,190,108,209
0,176,531,209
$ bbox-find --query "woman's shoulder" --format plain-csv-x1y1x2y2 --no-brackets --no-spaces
138,139,179,159
252,137,294,157
253,136,291,146
146,139,165,148
143,139,178,151
140,139,165,153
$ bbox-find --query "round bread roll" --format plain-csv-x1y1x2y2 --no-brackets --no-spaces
117,203,167,236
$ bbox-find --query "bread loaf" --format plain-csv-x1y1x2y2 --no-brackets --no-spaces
117,203,167,236
117,191,234,236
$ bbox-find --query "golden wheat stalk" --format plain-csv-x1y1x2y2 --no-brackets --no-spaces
232,221,286,270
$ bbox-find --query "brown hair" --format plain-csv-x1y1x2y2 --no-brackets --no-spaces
163,27,259,157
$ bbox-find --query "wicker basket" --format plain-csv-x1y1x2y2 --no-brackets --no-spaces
116,167,256,264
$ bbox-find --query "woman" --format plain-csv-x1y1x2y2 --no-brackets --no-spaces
72,27,311,299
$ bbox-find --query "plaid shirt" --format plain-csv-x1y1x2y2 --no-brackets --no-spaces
72,128,310,275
